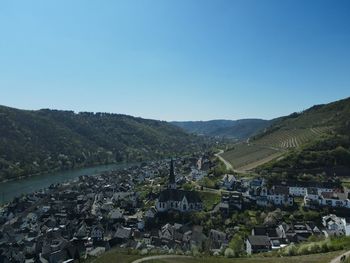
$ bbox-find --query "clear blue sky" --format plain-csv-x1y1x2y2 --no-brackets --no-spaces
0,0,349,121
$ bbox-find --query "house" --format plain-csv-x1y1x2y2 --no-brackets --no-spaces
255,195,268,206
208,229,228,250
221,174,236,190
275,180,335,197
220,192,242,215
145,207,157,219
267,186,294,206
320,192,349,208
305,188,350,209
276,222,315,243
246,235,271,254
183,225,207,249
289,186,308,197
111,226,131,245
322,214,350,236
156,160,202,213
108,208,124,220
159,223,178,240
91,225,104,241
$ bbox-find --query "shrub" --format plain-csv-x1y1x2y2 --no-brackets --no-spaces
297,244,309,255
283,244,297,256
224,248,235,258
308,243,320,254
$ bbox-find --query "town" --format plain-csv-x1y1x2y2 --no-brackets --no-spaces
1,152,349,263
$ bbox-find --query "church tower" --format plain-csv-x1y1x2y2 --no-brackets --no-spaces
168,159,177,189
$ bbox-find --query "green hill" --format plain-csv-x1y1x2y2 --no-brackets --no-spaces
172,119,271,139
221,97,350,174
0,106,205,181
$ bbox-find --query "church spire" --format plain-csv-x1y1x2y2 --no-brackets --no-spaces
168,158,176,189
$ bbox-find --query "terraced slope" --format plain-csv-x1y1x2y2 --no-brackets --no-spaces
254,127,332,149
221,97,350,172
222,127,332,171
221,144,281,170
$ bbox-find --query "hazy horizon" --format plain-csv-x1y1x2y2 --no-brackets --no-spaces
1,96,349,122
1,0,350,121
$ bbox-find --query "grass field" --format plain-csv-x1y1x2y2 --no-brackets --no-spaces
83,248,142,263
142,251,342,263
87,250,343,263
198,191,221,211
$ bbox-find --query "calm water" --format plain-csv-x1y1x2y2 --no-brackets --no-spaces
0,163,136,204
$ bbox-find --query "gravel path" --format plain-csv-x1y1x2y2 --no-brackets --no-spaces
329,250,350,263
131,255,192,263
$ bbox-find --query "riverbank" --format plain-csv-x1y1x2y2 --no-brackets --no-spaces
0,161,139,205
0,160,130,184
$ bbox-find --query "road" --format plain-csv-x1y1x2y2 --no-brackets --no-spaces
131,255,192,263
214,150,233,171
330,250,350,263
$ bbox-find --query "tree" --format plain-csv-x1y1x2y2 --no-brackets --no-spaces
228,235,244,257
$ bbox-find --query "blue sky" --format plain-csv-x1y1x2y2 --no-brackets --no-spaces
0,0,349,121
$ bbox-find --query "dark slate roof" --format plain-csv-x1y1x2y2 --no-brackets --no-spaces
247,235,271,246
253,227,278,238
158,189,202,203
274,186,289,195
114,227,131,239
275,180,338,189
307,187,318,195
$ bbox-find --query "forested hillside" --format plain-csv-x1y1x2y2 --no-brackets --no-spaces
0,106,205,181
172,119,270,139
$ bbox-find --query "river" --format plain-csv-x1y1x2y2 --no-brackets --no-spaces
0,162,137,205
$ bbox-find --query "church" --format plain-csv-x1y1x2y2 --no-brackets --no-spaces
156,159,203,212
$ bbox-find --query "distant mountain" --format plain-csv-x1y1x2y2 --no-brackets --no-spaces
221,97,350,176
0,106,205,181
171,119,271,139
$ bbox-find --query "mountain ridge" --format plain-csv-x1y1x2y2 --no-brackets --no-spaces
172,118,271,139
0,105,205,181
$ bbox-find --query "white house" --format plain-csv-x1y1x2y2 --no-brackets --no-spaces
322,214,350,236
267,186,294,206
289,186,308,197
287,184,333,197
305,189,350,209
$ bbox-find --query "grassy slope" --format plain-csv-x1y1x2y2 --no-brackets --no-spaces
88,250,342,263
147,252,341,262
198,191,221,211
0,106,203,181
221,97,350,172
